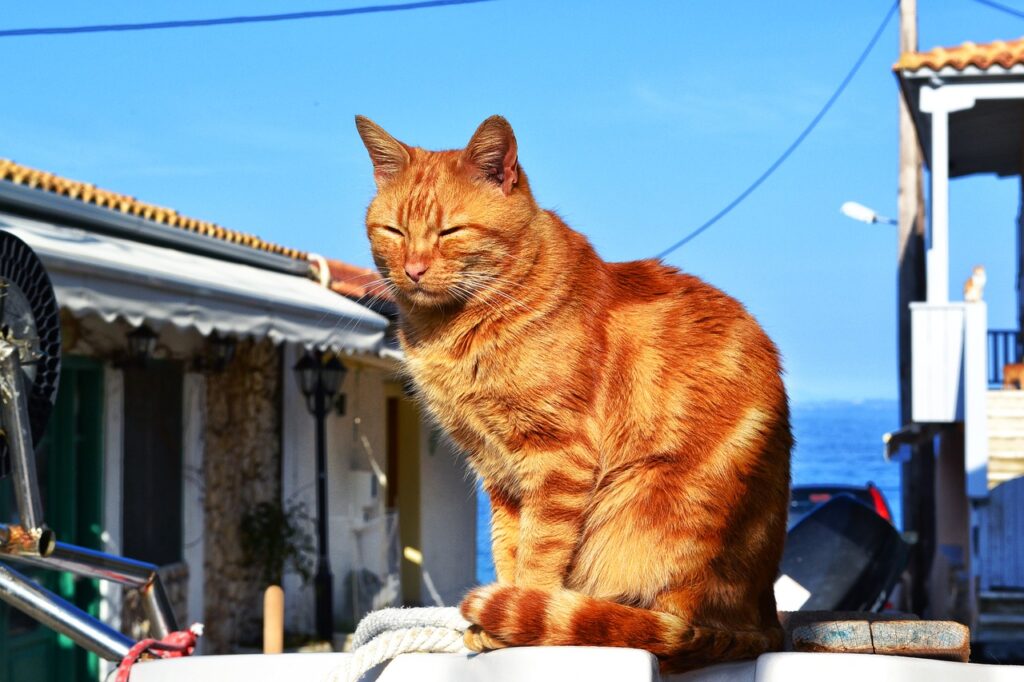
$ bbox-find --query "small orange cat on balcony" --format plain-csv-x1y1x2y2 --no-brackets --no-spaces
1004,363,1024,389
355,115,792,672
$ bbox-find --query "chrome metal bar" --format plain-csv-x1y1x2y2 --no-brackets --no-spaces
0,522,55,557
7,541,180,635
0,349,45,529
0,560,133,661
9,541,158,587
143,574,178,638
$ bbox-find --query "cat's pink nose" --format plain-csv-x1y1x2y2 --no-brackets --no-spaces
405,261,429,283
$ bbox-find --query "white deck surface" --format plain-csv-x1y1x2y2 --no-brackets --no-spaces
129,648,1024,682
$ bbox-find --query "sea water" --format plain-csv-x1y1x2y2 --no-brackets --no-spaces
476,399,901,584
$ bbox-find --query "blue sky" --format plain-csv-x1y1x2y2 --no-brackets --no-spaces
1,1,1021,402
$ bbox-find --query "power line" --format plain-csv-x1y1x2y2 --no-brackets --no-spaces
970,0,1024,19
0,0,493,38
654,1,899,260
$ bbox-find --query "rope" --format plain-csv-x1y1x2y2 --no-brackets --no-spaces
114,623,203,682
327,607,470,682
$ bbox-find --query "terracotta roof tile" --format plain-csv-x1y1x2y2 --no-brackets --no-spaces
0,158,308,261
319,258,391,302
895,37,1024,74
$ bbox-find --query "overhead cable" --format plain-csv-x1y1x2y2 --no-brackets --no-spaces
654,1,899,260
0,0,493,38
969,0,1024,20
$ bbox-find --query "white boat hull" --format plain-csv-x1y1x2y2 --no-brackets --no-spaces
129,648,1024,681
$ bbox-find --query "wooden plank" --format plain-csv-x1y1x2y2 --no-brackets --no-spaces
870,620,970,662
786,616,969,662
780,611,916,652
790,621,873,654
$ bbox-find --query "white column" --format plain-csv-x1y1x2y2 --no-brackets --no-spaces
280,343,316,635
928,107,950,304
98,365,124,682
964,302,989,498
182,372,206,635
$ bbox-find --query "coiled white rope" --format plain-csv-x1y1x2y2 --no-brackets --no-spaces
327,607,470,682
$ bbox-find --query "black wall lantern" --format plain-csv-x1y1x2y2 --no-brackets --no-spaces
195,332,236,373
292,349,347,642
125,324,157,364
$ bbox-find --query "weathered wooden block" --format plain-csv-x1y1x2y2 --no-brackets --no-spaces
786,615,970,662
791,620,874,654
870,620,970,662
779,610,917,651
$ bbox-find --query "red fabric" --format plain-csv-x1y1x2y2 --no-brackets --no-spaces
115,625,201,682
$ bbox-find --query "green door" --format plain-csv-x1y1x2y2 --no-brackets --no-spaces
1,358,105,682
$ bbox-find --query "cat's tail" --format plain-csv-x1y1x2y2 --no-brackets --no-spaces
459,584,781,672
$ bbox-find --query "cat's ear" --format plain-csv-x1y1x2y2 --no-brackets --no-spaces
355,116,411,185
462,116,519,195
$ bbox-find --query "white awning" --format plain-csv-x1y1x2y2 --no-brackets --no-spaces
0,213,388,353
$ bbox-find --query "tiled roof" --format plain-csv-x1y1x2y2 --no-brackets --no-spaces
0,158,307,260
320,258,392,302
895,37,1024,74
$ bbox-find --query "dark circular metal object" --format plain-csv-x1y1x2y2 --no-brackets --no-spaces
0,231,61,477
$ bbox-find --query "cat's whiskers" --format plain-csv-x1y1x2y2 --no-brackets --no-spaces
449,280,512,323
449,281,495,314
460,270,531,295
463,271,529,291
318,277,400,339
458,274,534,312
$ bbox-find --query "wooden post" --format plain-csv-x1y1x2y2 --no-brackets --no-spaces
897,0,935,615
263,585,284,654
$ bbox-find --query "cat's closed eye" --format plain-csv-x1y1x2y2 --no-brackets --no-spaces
439,225,465,237
382,225,404,237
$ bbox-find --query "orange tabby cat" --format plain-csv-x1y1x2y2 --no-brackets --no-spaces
355,115,792,672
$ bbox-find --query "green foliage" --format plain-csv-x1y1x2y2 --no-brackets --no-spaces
239,499,315,587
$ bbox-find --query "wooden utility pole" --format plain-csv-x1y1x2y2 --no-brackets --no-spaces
897,0,935,615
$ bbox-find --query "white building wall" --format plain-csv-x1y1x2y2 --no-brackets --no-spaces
327,361,391,630
418,426,477,606
281,345,394,633
280,346,477,631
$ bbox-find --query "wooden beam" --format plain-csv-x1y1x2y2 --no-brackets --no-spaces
897,0,935,616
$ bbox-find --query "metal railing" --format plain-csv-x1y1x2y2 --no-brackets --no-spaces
0,345,179,662
988,329,1022,387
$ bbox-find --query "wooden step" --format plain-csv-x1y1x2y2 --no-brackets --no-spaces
989,454,1024,467
989,458,1024,485
987,409,1024,420
979,591,1024,615
986,417,1024,429
987,422,1024,432
986,393,1024,404
976,613,1024,641
986,389,1024,402
987,438,1024,448
987,412,1024,423
979,614,1024,628
986,396,1024,405
987,418,1024,432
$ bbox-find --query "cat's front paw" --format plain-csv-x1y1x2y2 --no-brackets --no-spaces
460,583,506,622
464,624,507,652
460,584,511,651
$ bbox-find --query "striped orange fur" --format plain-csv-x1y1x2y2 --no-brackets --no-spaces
355,115,792,673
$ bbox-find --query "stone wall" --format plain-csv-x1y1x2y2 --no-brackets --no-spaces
202,339,282,652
